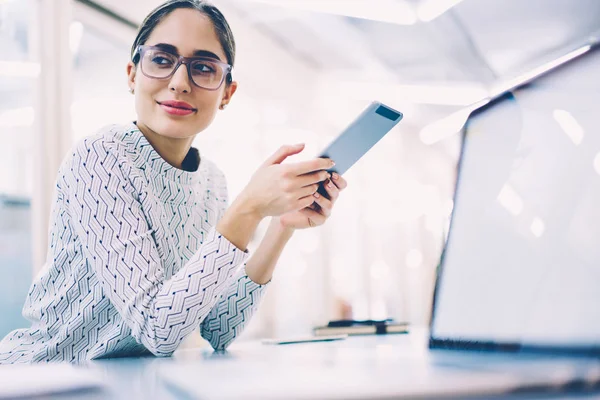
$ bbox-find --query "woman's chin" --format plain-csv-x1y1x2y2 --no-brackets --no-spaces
153,119,199,139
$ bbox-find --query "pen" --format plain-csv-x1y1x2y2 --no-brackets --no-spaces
327,319,394,327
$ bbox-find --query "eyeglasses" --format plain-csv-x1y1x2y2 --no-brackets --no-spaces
133,45,233,91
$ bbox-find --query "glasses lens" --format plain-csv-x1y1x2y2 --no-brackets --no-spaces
141,49,178,79
189,59,225,90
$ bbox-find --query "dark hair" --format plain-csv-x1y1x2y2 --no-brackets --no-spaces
131,0,235,83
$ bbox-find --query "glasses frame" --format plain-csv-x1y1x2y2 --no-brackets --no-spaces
133,45,233,91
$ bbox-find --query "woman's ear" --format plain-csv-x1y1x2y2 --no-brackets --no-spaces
220,80,238,109
126,61,137,93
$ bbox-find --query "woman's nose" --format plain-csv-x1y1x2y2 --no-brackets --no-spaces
169,63,192,94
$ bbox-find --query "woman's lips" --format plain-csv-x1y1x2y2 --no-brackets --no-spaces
157,101,197,116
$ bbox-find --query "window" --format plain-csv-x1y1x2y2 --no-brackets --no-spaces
0,0,35,336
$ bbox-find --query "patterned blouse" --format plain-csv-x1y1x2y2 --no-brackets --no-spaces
0,123,267,364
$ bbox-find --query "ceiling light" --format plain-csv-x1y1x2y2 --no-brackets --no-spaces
417,0,465,22
419,99,490,145
490,45,591,97
553,109,584,146
252,0,417,25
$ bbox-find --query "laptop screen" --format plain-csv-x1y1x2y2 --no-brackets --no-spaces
429,46,600,353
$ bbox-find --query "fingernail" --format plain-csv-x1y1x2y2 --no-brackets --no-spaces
313,192,320,198
332,173,339,180
331,161,336,166
327,181,334,189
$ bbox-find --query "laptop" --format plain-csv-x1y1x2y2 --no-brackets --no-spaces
429,49,600,358
158,43,600,399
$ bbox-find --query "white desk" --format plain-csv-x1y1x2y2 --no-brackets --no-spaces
29,331,600,399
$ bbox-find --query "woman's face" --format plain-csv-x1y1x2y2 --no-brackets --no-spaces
127,8,237,140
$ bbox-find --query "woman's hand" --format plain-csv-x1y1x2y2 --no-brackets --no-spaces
278,172,348,230
220,144,333,251
237,144,334,219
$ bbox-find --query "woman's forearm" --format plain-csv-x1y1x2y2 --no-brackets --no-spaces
244,217,295,284
216,197,263,251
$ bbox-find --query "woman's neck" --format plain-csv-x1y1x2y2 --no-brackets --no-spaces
135,121,195,169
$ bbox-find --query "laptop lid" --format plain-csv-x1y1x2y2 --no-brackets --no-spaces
428,44,600,355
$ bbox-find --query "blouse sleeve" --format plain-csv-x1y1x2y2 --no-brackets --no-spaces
199,168,269,350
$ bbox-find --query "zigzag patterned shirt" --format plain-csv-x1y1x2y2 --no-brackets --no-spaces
0,123,267,364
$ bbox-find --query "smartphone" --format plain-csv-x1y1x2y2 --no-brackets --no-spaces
316,101,403,198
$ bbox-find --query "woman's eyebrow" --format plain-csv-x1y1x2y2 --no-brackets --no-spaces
153,43,222,61
193,50,222,61
153,42,179,54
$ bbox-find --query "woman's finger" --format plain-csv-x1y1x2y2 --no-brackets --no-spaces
295,183,319,199
322,179,340,202
262,143,305,167
297,170,330,187
330,172,348,190
312,191,332,217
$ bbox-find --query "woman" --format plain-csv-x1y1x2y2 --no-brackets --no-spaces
0,0,346,363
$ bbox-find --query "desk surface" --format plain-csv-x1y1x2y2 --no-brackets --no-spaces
45,331,600,399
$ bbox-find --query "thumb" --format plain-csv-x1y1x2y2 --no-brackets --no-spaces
262,143,305,166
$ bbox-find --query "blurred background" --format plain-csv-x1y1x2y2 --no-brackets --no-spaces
0,0,598,345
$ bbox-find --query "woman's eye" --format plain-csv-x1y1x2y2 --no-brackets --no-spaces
193,63,216,74
151,56,173,66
